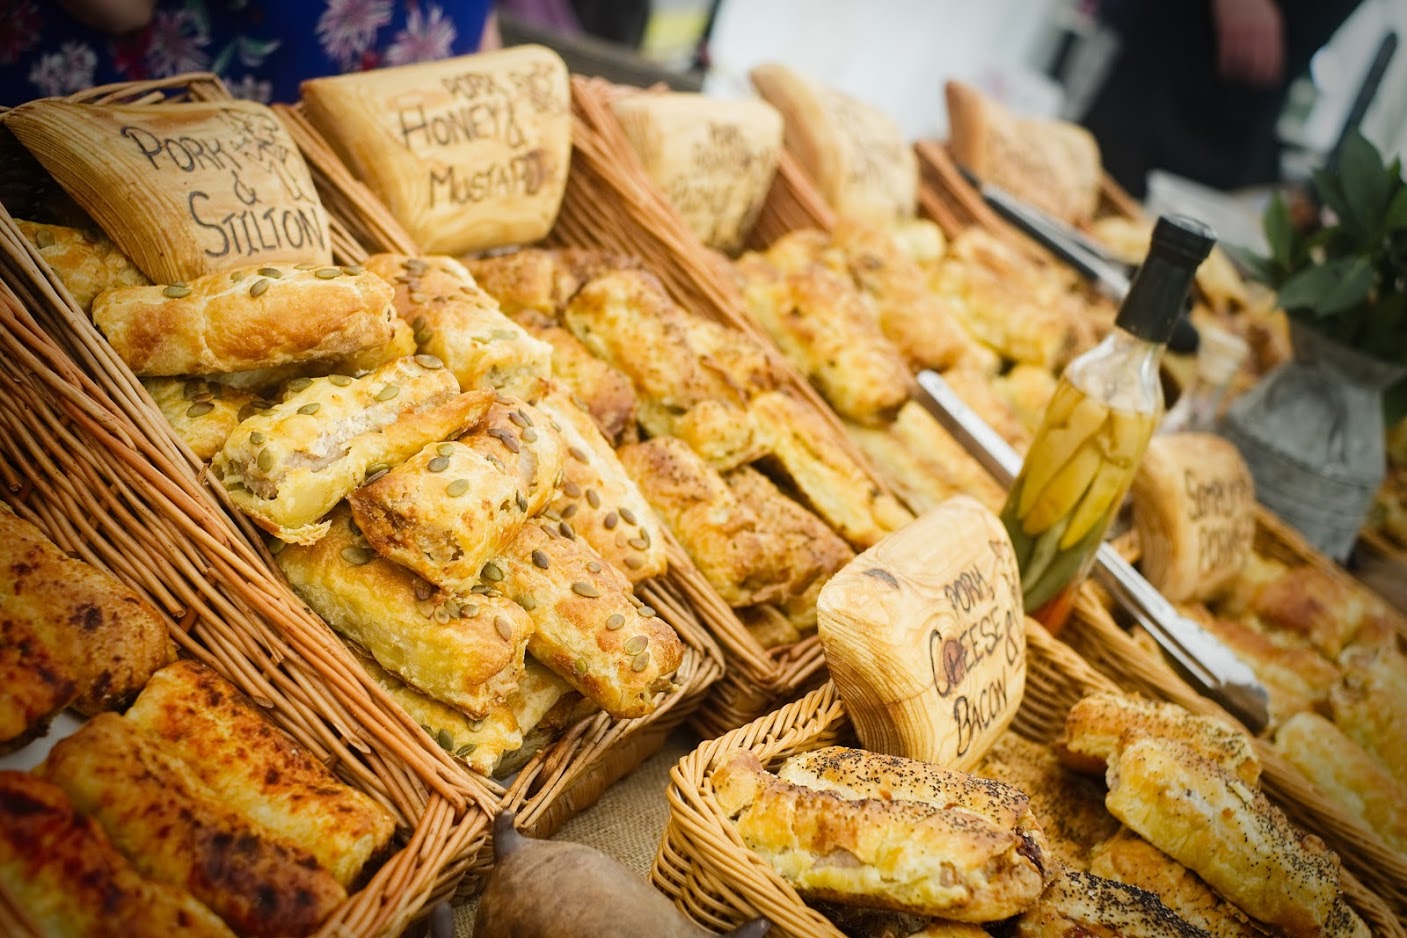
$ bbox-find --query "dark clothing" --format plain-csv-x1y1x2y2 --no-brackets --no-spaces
1082,0,1364,197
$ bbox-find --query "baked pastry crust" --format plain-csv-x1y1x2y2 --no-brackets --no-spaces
736,247,911,425
517,313,639,445
848,400,1006,514
41,713,346,938
0,501,172,749
0,770,235,938
497,522,682,719
1057,692,1259,785
465,248,640,318
276,504,530,717
125,660,397,889
538,391,667,583
17,218,150,312
92,262,396,376
976,731,1120,872
1089,829,1265,938
1331,643,1407,782
461,397,566,519
142,376,262,461
712,749,1050,922
1014,868,1209,938
749,389,912,547
363,253,552,401
1105,733,1339,937
214,357,492,543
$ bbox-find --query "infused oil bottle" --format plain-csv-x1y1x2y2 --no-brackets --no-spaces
1001,215,1215,632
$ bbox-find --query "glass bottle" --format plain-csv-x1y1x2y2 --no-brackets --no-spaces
1160,323,1249,434
1000,215,1216,633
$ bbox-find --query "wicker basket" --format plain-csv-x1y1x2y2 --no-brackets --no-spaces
274,74,897,739
0,222,490,936
651,619,1405,938
0,72,719,910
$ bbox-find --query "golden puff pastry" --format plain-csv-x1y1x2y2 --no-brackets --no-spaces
17,218,150,312
976,731,1120,872
1191,609,1339,711
848,400,1006,513
1235,556,1394,659
939,366,1034,454
215,316,418,398
828,217,978,372
564,269,777,469
995,364,1059,438
0,502,173,750
1057,692,1259,786
466,248,639,318
1014,868,1209,938
711,749,1051,922
617,436,802,607
0,770,235,938
459,396,565,519
495,522,682,719
736,250,911,426
348,439,530,597
363,253,552,401
142,376,264,461
1275,711,1407,855
93,262,396,376
1324,897,1370,938
516,313,639,445
738,604,803,649
352,647,523,778
42,713,346,938
276,504,530,718
494,657,598,777
749,390,912,548
1105,733,1340,938
537,392,667,583
215,357,493,544
124,660,397,889
1331,643,1407,782
1089,829,1265,938
724,466,853,628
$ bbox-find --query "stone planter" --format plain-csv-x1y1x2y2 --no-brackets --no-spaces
1222,321,1405,561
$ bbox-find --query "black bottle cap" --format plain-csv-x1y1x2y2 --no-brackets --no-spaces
1115,214,1217,343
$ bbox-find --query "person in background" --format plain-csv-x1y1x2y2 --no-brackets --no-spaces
1080,0,1365,198
1,0,498,106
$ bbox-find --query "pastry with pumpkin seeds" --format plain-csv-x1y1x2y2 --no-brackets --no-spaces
141,375,263,461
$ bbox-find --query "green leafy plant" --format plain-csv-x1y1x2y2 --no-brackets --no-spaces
1238,131,1407,367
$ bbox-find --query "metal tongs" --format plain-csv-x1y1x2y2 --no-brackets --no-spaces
914,369,1271,734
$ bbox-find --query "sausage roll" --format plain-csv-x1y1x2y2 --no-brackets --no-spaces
1089,829,1265,938
41,713,346,938
16,218,150,313
0,502,173,751
537,391,667,583
712,749,1051,922
516,314,639,445
216,316,418,398
459,396,565,519
92,262,396,376
1014,868,1208,938
141,376,264,461
0,770,234,938
1057,692,1259,786
124,660,397,888
749,390,912,548
466,248,638,318
496,522,683,719
277,504,530,717
363,254,552,401
1105,734,1339,938
215,357,493,544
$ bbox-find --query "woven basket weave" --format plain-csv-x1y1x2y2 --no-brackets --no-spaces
651,618,1404,938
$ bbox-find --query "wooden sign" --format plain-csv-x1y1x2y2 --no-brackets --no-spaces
751,63,917,224
1131,433,1256,603
612,92,782,254
5,100,331,284
818,495,1026,769
302,45,570,256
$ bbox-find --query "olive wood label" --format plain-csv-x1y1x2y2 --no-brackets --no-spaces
5,99,331,284
818,495,1026,769
302,45,570,255
1132,433,1256,602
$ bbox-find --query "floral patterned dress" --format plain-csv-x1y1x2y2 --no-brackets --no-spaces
1,0,493,105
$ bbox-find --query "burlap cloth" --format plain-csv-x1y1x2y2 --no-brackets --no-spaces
452,729,699,935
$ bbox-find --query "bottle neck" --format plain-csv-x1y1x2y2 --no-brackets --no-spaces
1115,254,1199,343
1065,327,1167,416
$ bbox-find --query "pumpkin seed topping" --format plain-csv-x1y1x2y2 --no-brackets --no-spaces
531,550,550,569
494,615,513,640
163,283,191,298
631,652,651,672
315,267,340,279
606,613,626,630
428,456,450,473
559,521,576,540
624,635,648,655
258,267,283,278
375,385,400,402
619,507,637,525
603,512,618,530
298,402,321,416
250,278,270,297
571,581,600,598
481,561,504,582
249,431,266,445
574,658,589,674
186,401,215,417
341,546,376,565
624,556,645,570
437,442,456,457
414,353,443,369
329,374,353,386
287,377,313,392
586,489,601,509
257,449,275,472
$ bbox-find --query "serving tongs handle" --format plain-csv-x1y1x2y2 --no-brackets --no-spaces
914,370,1269,734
